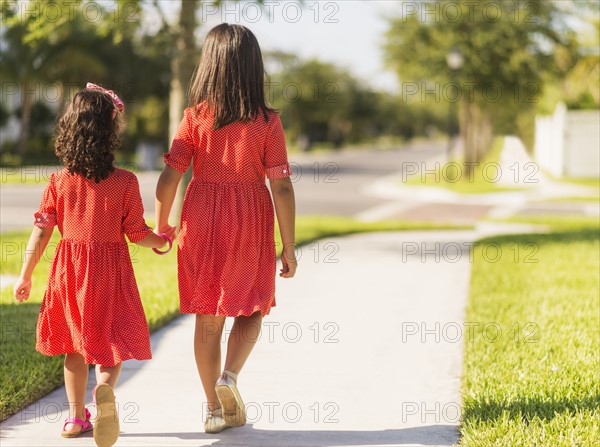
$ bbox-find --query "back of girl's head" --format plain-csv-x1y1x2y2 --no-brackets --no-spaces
55,89,121,183
188,23,273,129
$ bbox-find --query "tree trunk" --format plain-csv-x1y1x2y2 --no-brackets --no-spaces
460,101,493,176
17,80,34,158
169,0,198,143
169,0,198,223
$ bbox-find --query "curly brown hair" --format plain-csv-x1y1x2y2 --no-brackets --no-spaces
54,89,122,183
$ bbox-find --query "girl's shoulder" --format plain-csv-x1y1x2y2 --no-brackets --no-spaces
248,108,280,127
51,167,69,180
262,109,281,131
111,167,138,183
48,167,70,189
265,109,280,120
183,103,212,130
268,109,281,121
186,102,211,118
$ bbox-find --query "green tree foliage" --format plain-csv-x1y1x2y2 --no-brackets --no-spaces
563,19,600,110
269,57,446,150
0,0,172,162
384,0,583,164
270,59,356,149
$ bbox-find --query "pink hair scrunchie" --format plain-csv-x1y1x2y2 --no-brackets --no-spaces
86,82,125,117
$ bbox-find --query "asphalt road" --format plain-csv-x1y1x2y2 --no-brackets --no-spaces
287,142,444,217
0,142,445,232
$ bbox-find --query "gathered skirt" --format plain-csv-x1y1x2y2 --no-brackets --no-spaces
36,239,152,366
177,180,277,316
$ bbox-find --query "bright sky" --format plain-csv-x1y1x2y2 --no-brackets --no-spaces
160,1,401,92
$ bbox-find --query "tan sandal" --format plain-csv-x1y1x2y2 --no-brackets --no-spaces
215,370,246,427
93,384,119,447
204,407,231,434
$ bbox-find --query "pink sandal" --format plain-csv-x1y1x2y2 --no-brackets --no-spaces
61,408,93,438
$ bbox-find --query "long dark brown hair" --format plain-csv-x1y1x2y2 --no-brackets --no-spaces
188,23,274,129
55,89,121,183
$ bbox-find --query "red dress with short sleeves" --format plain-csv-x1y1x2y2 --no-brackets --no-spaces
164,104,291,316
35,168,153,366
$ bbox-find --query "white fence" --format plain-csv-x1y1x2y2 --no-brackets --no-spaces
534,103,600,178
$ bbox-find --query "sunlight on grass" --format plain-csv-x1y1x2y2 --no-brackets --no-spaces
560,177,600,190
489,215,600,232
535,196,600,203
403,137,523,194
460,219,600,446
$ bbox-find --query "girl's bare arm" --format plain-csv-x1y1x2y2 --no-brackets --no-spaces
155,166,183,233
14,226,54,301
270,177,297,278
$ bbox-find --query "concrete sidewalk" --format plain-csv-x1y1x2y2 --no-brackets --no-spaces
1,229,527,447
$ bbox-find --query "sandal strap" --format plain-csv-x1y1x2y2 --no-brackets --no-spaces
207,408,223,418
62,407,92,431
63,417,87,430
222,370,238,381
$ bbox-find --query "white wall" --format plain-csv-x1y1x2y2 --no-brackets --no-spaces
535,103,566,178
564,109,600,178
534,103,600,178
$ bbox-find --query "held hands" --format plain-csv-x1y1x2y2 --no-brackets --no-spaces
157,225,177,241
153,225,177,255
13,277,32,302
280,244,298,278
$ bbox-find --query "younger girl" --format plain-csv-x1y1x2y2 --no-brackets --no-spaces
13,84,174,447
155,24,297,433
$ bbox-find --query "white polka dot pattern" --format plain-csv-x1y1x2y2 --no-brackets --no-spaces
34,168,153,366
164,103,291,316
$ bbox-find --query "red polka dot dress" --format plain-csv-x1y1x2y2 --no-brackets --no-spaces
34,168,153,366
164,103,291,316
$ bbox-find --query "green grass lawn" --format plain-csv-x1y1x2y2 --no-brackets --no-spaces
537,196,599,203
490,215,600,232
404,137,522,194
0,216,465,421
0,169,53,185
460,217,600,446
560,177,600,190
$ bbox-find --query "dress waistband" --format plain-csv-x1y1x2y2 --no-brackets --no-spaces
189,179,267,188
60,238,128,246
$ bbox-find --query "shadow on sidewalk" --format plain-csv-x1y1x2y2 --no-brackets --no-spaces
119,423,459,446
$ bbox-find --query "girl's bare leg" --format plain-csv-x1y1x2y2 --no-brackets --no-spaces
95,363,123,389
223,311,263,375
63,353,89,433
195,314,226,411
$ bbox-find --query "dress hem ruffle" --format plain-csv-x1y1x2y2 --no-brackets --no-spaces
180,301,276,317
36,344,152,367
